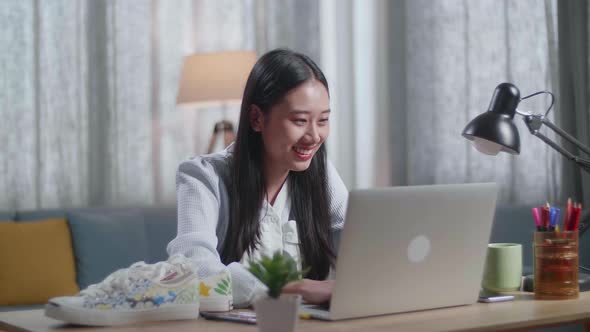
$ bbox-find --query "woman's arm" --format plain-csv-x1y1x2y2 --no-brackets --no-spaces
166,158,266,307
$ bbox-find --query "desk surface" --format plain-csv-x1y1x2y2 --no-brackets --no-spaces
1,292,590,332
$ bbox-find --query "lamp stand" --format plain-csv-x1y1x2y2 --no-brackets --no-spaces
207,120,235,154
205,103,236,154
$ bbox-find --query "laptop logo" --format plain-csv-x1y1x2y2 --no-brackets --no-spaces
407,235,431,263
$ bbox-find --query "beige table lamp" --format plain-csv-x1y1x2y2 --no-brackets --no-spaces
177,50,256,153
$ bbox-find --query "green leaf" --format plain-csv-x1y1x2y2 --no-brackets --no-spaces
214,287,227,295
247,250,304,298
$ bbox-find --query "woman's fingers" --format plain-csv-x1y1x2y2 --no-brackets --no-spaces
281,279,334,304
282,281,303,293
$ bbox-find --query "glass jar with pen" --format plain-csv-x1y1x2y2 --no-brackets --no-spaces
533,231,578,300
532,199,581,300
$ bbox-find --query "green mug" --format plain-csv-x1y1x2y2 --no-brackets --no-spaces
481,243,523,293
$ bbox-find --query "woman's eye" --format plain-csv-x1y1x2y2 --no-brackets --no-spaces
319,118,329,125
294,119,307,124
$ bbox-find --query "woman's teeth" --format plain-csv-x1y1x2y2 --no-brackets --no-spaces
293,147,313,155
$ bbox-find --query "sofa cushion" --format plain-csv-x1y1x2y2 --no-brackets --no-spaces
0,219,79,305
15,209,66,222
68,209,149,289
142,207,177,263
0,211,16,221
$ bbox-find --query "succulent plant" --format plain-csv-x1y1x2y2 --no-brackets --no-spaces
248,251,307,299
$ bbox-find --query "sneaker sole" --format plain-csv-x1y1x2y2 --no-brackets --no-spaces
200,297,233,312
45,302,200,326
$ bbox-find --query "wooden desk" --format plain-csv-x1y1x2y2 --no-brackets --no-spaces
1,292,589,332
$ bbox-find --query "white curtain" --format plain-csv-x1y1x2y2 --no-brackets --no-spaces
321,0,561,205
320,0,393,189
0,0,319,210
0,0,560,209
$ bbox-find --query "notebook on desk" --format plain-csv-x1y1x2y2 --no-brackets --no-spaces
301,183,498,320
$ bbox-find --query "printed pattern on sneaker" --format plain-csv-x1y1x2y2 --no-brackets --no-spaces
73,255,200,311
199,274,232,298
83,272,199,310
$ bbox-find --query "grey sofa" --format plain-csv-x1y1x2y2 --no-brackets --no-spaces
0,205,587,331
0,206,178,312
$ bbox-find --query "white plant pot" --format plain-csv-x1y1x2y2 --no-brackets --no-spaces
254,294,301,332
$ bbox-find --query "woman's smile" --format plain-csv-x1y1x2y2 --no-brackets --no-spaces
292,145,316,160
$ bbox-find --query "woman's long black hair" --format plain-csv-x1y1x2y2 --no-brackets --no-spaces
220,49,335,280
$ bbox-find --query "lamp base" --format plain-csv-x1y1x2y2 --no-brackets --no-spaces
207,120,235,154
523,273,590,292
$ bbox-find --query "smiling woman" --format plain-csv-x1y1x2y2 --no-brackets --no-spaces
166,49,349,308
45,50,349,324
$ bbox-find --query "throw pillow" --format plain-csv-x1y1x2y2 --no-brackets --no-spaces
0,219,79,305
67,210,148,289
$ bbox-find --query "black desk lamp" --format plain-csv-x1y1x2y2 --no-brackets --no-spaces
462,82,590,291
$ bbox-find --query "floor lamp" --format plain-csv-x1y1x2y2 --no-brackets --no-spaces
176,50,256,153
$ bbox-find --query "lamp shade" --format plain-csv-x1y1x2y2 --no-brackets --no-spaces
462,83,521,155
176,51,257,108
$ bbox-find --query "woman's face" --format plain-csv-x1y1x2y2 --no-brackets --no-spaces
252,79,330,173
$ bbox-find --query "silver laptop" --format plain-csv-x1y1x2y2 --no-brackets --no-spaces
301,183,498,320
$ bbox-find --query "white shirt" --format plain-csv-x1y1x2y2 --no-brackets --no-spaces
166,144,348,307
240,180,302,270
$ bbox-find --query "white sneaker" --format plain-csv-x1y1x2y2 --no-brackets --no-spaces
45,255,199,326
199,269,233,312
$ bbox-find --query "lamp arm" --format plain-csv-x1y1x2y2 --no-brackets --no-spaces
523,113,590,237
541,117,590,156
522,114,590,171
531,131,577,160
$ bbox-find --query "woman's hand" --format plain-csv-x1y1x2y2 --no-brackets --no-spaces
282,279,334,304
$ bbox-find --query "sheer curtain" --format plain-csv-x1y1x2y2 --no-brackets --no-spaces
0,0,560,209
321,0,560,205
0,0,319,210
558,0,590,209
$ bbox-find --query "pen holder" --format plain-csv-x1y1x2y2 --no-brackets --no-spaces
534,231,579,300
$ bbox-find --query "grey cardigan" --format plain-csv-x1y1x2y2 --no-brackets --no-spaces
166,145,348,307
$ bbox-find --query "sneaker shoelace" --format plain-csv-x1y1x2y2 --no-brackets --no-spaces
80,254,191,298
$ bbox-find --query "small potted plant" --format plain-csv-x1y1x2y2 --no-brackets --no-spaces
248,251,306,332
